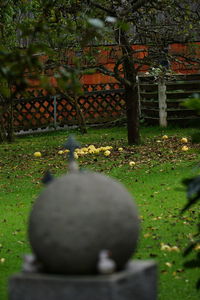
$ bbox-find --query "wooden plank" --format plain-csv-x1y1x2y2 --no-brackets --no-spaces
166,83,200,91
167,116,200,120
166,108,195,112
166,93,200,100
142,108,159,111
166,90,200,94
166,80,200,85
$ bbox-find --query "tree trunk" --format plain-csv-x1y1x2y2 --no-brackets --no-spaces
74,97,87,134
118,30,140,145
125,83,140,145
122,55,140,145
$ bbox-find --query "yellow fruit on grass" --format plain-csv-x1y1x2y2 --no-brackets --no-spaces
34,152,42,157
99,147,105,151
81,147,88,153
77,151,85,156
161,243,171,251
181,137,188,143
94,149,100,154
118,147,123,151
88,149,95,154
104,146,113,150
88,145,96,150
58,150,64,155
129,161,136,166
104,150,111,156
74,152,79,159
182,146,189,151
162,135,168,140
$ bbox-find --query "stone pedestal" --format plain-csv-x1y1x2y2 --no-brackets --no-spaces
9,260,157,300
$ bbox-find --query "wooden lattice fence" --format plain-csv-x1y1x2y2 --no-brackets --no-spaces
0,83,126,133
1,75,200,135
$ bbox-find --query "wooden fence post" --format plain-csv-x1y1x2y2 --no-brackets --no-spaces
158,78,167,127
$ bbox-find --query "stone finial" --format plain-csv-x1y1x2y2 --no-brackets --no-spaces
64,135,81,161
64,135,81,172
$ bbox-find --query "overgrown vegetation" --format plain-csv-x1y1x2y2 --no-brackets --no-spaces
0,125,199,299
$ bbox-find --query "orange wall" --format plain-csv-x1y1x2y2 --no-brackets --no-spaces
169,42,200,74
26,43,200,88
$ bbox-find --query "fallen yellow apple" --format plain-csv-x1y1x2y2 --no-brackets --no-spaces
58,150,64,155
34,151,42,157
162,135,168,140
161,243,171,251
100,147,107,151
74,152,79,159
104,146,113,150
94,149,100,154
81,147,88,153
88,145,96,150
77,151,85,156
118,147,123,151
104,150,111,157
181,137,188,143
182,146,189,151
129,161,136,166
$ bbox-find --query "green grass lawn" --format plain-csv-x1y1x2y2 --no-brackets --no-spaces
0,125,200,299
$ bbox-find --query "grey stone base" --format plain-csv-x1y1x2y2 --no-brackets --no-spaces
9,260,157,300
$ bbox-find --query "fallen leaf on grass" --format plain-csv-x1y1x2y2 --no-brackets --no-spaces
171,246,180,252
152,216,162,220
144,233,151,238
161,243,180,252
165,262,172,268
194,244,200,251
17,240,24,245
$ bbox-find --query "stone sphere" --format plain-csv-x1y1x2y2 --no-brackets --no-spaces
28,171,140,275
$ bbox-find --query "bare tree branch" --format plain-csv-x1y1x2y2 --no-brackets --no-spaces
86,0,116,16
